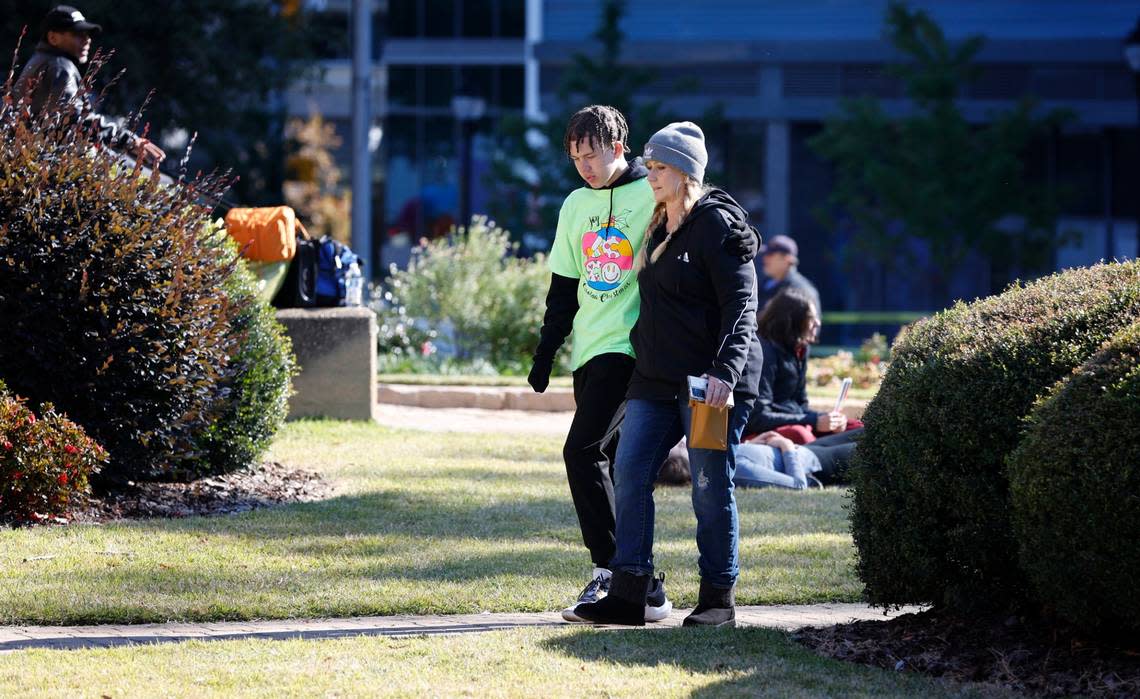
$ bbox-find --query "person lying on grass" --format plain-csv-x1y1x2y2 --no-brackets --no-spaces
657,430,862,490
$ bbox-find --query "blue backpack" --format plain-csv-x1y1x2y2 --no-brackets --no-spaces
315,236,361,307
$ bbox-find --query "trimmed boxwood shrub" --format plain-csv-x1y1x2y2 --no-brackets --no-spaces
0,381,107,524
184,226,296,479
850,261,1140,611
0,71,240,484
1008,323,1140,633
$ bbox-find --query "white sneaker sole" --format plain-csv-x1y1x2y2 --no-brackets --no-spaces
562,605,593,622
644,598,673,622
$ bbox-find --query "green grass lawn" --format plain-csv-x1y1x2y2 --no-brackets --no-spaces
0,420,858,625
0,627,1011,698
0,420,1014,698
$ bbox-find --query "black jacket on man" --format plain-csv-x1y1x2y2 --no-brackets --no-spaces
13,42,140,154
628,189,763,401
758,265,821,318
745,337,819,434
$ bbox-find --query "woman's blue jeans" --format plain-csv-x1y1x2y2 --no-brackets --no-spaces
611,396,754,587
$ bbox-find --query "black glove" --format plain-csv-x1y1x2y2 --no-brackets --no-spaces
528,354,554,393
725,218,761,262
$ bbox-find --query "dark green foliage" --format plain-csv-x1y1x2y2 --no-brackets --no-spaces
186,231,296,478
0,71,241,484
810,2,1068,296
0,0,322,204
850,262,1140,611
0,380,107,524
1008,323,1140,633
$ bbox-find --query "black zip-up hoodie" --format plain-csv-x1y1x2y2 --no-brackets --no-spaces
745,337,819,433
13,42,141,154
627,189,763,400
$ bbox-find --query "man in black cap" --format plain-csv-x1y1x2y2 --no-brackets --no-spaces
757,234,822,330
13,4,165,166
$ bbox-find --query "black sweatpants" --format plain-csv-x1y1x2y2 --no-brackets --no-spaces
564,352,635,568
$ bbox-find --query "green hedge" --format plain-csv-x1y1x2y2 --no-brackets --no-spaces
183,228,296,480
1008,323,1140,633
850,261,1140,610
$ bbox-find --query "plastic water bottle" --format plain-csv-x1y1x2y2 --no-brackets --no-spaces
345,262,364,306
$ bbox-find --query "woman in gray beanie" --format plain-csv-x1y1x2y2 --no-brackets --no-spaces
573,121,763,627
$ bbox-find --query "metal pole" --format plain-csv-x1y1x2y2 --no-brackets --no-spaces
1135,73,1140,259
1103,129,1115,261
460,120,472,233
351,0,373,280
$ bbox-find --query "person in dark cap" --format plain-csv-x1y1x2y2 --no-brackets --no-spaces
13,4,165,167
757,234,822,329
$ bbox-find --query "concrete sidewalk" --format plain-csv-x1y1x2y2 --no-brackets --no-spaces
377,383,868,419
375,403,573,434
0,603,917,653
373,388,867,435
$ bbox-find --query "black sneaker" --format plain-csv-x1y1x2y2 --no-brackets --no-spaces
644,572,672,622
561,567,611,622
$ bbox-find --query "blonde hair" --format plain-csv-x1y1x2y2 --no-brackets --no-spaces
635,165,708,272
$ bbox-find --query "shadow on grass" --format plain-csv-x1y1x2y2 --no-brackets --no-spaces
541,626,986,698
137,490,576,541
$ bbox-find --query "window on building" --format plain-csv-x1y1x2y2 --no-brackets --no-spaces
721,122,765,213
305,11,351,59
1056,132,1103,217
423,66,456,107
459,66,495,102
499,0,525,37
383,64,526,246
499,66,524,109
388,0,419,37
387,67,418,109
424,0,457,37
383,0,525,39
462,0,494,37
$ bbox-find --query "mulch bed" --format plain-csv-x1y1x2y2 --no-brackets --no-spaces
69,461,333,522
795,608,1140,697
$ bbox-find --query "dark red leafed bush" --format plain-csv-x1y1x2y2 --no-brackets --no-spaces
0,60,240,484
0,381,107,524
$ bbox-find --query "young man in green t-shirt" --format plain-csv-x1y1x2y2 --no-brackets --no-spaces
527,105,671,622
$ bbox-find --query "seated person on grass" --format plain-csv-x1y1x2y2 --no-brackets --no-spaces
744,289,862,444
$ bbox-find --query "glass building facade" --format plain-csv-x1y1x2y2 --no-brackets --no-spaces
287,0,1140,341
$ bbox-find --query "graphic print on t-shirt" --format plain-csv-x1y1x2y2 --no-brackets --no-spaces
580,209,635,294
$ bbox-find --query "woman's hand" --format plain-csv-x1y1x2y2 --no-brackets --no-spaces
762,433,796,452
815,411,847,433
702,374,731,408
753,431,795,451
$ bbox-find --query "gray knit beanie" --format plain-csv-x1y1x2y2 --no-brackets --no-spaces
643,121,707,183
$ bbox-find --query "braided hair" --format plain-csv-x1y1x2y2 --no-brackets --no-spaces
563,105,629,155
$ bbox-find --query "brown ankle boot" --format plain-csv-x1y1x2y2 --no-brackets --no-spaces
682,579,735,627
